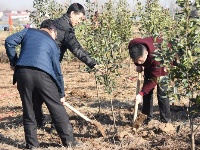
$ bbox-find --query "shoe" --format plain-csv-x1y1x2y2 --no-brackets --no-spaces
72,140,83,148
62,140,83,148
25,144,39,149
143,118,152,125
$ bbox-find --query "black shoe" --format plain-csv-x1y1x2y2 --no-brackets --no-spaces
143,118,152,125
25,144,39,149
62,140,83,148
73,140,83,148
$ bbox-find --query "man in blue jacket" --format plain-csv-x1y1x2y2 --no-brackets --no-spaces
5,19,76,149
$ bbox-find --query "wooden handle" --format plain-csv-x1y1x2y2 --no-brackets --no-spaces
63,102,91,122
136,73,141,94
133,100,139,122
133,73,141,122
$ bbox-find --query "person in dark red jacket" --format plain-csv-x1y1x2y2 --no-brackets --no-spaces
128,36,171,123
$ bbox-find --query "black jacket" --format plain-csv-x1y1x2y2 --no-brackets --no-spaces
54,14,96,68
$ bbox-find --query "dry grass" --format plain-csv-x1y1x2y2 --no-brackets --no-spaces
0,31,10,52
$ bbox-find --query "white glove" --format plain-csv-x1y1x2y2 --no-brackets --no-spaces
60,97,65,105
135,94,143,104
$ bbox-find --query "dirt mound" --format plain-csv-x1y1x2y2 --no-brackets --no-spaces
147,120,176,135
69,89,90,99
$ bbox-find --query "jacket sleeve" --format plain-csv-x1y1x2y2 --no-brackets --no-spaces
5,28,28,66
62,27,96,68
141,61,162,95
52,46,65,98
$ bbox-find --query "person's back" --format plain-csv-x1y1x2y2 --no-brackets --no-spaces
5,19,76,149
16,29,60,82
5,28,64,95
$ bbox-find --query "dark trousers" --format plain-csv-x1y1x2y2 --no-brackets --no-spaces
15,67,74,148
32,91,44,127
142,76,171,123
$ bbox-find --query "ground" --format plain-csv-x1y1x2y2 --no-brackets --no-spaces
0,31,200,149
0,61,200,150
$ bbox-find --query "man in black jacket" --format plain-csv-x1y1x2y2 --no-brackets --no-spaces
34,3,98,131
54,3,96,67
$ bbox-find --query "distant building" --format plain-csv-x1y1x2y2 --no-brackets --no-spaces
0,10,30,22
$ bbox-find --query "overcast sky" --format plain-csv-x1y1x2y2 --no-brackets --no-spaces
0,0,175,11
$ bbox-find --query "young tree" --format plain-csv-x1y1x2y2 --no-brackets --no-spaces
79,0,133,127
29,0,67,27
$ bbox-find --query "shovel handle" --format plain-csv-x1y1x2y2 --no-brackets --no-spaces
133,100,139,122
136,73,142,94
133,73,141,122
63,102,91,122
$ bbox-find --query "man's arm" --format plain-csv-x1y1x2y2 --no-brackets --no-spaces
140,63,162,96
52,45,65,98
5,28,28,67
135,69,159,104
62,27,96,68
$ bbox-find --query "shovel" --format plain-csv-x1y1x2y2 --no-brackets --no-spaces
133,73,141,122
63,102,106,138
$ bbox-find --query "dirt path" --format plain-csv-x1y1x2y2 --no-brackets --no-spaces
0,62,199,150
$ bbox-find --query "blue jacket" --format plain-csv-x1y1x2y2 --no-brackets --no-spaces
5,28,65,97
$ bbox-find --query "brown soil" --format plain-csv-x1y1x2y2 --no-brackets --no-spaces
0,61,200,150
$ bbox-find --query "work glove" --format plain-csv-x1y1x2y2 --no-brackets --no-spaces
60,97,65,105
135,94,143,104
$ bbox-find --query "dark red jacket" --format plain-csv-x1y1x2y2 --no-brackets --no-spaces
128,37,168,95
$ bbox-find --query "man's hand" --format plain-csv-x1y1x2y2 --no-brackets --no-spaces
134,94,143,104
60,97,65,105
136,66,143,73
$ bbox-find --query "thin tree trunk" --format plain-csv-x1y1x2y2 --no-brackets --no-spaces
95,76,101,113
110,96,116,128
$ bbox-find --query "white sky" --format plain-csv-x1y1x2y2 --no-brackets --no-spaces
0,0,176,11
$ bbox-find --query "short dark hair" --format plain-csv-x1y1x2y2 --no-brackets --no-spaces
40,19,57,31
67,3,85,16
129,44,146,61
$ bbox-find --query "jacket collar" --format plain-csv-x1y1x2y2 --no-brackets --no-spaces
62,14,73,27
54,13,74,31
